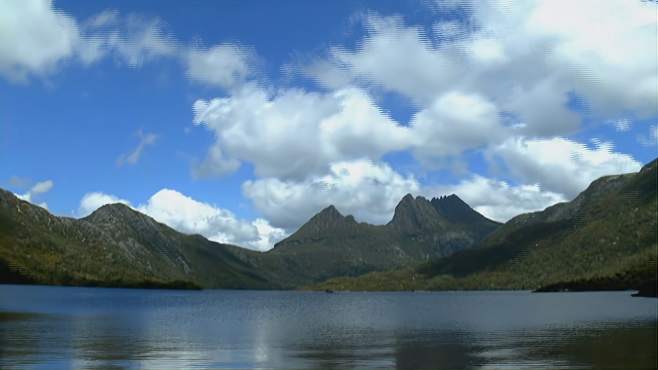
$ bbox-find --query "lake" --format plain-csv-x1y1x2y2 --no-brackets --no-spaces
0,285,656,369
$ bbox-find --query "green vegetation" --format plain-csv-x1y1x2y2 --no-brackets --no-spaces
0,192,273,290
1,159,655,293
310,159,657,294
269,194,500,286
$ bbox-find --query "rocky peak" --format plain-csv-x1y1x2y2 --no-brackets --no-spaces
388,193,443,233
82,203,163,235
84,203,138,223
432,194,476,221
315,204,342,220
306,205,356,229
431,194,500,231
272,205,360,249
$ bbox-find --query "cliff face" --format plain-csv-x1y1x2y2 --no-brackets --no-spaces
268,193,500,285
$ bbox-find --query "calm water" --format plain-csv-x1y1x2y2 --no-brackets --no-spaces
0,285,656,370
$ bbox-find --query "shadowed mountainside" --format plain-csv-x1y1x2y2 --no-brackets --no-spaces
0,188,499,289
0,192,271,289
2,159,654,292
266,193,500,284
310,158,657,294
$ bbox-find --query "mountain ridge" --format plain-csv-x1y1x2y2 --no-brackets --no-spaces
310,158,657,293
2,159,654,292
268,192,501,284
0,189,273,289
0,188,500,288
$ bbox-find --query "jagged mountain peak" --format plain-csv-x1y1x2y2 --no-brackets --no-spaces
388,193,442,232
432,193,460,202
315,204,342,219
307,205,357,226
431,194,468,213
430,194,500,229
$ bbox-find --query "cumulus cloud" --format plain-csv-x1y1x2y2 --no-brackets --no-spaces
116,129,158,166
426,175,566,222
15,179,54,209
78,192,131,217
192,2,653,185
489,137,642,198
0,1,175,78
410,91,509,160
192,84,413,179
303,1,657,136
77,189,286,251
88,13,179,67
0,1,255,85
242,159,420,229
0,0,80,81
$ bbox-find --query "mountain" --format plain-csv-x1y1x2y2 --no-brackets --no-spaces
267,206,405,284
0,190,272,289
310,158,657,293
268,194,500,285
4,154,654,293
0,186,499,289
387,193,500,256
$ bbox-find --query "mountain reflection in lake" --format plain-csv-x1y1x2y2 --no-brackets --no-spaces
0,285,655,369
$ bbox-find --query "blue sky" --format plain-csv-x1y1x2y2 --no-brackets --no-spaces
1,0,656,250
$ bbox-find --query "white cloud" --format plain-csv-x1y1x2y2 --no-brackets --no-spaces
410,91,509,160
0,1,176,79
303,2,658,138
0,0,80,81
185,44,255,89
0,3,252,85
78,189,285,251
193,84,413,179
426,175,566,222
117,129,158,166
78,192,131,217
30,179,54,195
15,179,54,209
242,159,420,229
431,178,565,222
80,12,178,67
192,3,655,181
308,15,460,105
490,136,642,198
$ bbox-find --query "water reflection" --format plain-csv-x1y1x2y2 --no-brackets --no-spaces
0,286,655,369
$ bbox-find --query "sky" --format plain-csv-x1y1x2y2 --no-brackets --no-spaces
1,0,656,251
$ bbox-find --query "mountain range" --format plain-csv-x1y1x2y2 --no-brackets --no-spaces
0,184,499,289
312,158,657,294
1,158,655,294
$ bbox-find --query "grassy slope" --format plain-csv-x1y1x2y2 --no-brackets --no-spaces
310,159,657,292
0,194,273,289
